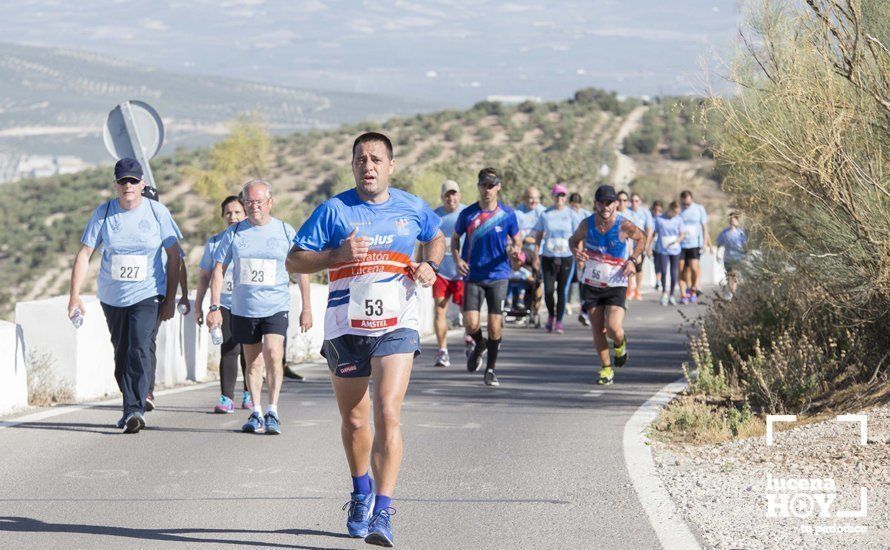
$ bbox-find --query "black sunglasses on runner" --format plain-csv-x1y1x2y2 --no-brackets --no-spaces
478,181,499,189
116,178,141,186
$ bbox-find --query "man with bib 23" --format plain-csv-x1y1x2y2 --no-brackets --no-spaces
287,132,445,547
569,185,645,385
206,180,312,435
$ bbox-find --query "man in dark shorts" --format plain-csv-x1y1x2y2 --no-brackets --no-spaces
678,190,711,304
452,167,521,387
206,179,312,436
569,185,645,385
287,132,445,546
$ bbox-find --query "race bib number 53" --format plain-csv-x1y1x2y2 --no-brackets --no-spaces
111,254,147,282
348,281,403,330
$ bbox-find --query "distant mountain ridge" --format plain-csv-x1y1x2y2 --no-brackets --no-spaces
0,41,438,163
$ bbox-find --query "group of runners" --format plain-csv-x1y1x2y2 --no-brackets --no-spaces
66,130,743,547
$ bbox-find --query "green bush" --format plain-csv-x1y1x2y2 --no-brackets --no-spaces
444,124,464,142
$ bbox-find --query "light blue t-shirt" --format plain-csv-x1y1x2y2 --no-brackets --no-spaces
680,203,708,249
516,206,543,237
716,227,747,263
434,204,466,280
199,230,233,310
654,215,685,256
533,206,581,258
626,206,654,232
213,217,296,318
572,206,592,221
81,198,182,308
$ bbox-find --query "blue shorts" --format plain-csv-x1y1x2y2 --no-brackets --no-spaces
321,328,420,378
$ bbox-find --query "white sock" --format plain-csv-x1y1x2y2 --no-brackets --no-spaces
439,348,448,353
253,405,263,416
266,404,278,416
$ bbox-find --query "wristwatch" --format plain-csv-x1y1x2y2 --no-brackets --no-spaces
424,260,440,274
209,305,221,312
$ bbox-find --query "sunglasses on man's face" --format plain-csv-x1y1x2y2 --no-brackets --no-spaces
554,193,566,198
116,178,141,186
478,182,499,190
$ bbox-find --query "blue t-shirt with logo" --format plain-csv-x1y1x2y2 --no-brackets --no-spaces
199,230,234,310
81,198,182,308
680,203,708,249
454,202,520,281
533,206,581,258
213,217,296,318
293,188,442,339
434,204,466,280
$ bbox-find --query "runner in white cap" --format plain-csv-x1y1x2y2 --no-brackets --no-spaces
431,180,466,367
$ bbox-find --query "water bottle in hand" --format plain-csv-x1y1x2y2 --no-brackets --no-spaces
70,308,84,329
177,301,189,315
210,326,223,345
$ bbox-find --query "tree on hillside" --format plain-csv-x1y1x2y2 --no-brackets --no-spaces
187,113,270,204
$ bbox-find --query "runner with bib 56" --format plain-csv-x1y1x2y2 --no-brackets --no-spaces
569,185,645,385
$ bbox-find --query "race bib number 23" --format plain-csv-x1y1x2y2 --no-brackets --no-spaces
239,258,276,286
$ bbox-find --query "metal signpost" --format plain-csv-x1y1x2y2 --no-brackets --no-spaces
103,100,165,189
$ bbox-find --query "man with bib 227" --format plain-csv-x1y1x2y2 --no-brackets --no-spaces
67,158,183,433
569,185,645,385
287,133,445,547
206,180,312,436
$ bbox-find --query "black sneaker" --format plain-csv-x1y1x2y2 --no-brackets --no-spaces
123,412,145,434
284,366,305,381
145,395,155,412
578,313,590,327
466,339,487,372
484,369,499,387
115,415,127,429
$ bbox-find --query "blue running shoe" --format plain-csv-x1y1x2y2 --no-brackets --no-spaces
241,412,265,433
343,478,375,538
365,507,396,547
264,411,281,435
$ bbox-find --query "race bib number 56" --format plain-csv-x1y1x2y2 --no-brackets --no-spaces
581,252,626,288
348,281,403,330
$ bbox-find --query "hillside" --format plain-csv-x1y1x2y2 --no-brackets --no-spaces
0,41,436,168
0,88,723,319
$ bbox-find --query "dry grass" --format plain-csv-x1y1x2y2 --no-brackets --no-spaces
26,350,74,406
652,395,764,445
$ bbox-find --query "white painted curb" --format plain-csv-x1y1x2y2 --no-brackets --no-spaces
623,376,702,550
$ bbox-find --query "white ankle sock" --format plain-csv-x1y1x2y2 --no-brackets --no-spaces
266,404,278,415
252,405,263,416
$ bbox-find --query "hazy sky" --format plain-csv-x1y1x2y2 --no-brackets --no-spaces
1,0,739,105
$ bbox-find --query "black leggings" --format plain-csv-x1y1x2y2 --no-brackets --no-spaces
658,254,680,296
220,307,248,399
542,256,574,321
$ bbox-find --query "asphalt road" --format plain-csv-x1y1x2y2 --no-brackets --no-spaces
0,294,699,549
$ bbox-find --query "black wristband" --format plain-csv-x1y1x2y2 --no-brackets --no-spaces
424,260,440,274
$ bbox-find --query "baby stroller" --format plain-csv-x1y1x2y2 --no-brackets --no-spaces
504,240,542,328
